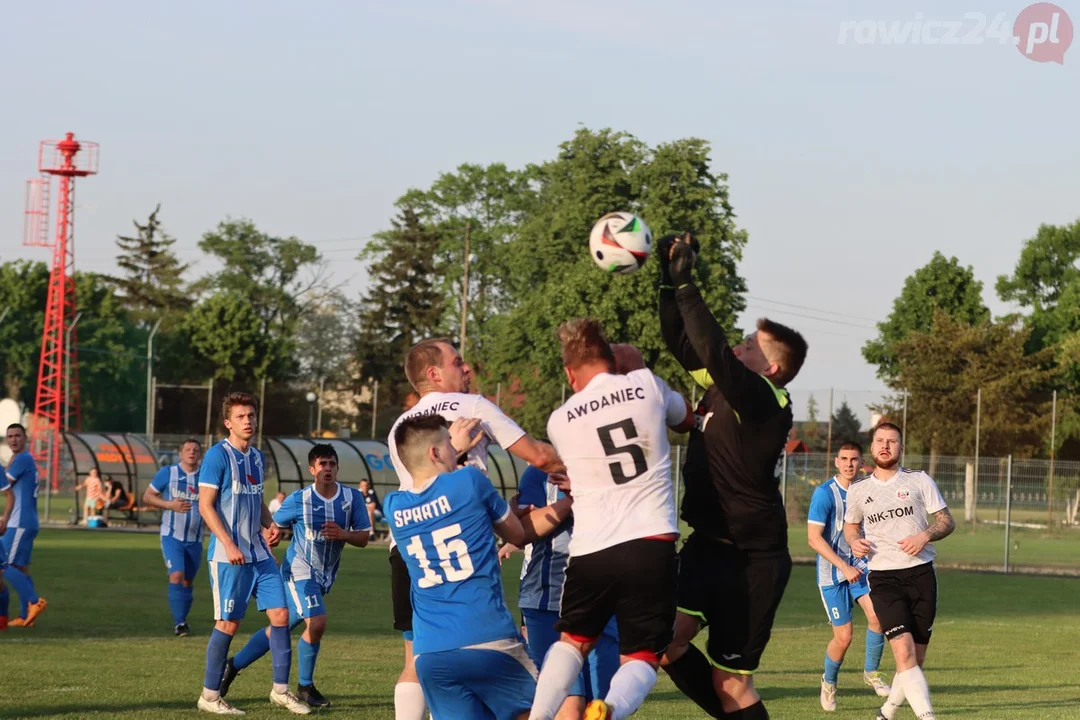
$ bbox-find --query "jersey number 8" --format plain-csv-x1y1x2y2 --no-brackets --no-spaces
597,419,647,485
405,523,475,588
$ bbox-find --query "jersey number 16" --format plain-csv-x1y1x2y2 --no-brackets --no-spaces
597,419,647,485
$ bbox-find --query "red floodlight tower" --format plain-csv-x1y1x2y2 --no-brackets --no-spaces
22,132,99,491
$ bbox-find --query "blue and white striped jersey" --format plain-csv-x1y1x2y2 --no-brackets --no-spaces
275,483,370,593
150,464,203,543
518,467,572,613
0,451,39,530
199,440,271,564
808,476,867,587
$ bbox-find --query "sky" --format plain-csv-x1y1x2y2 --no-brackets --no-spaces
1,0,1077,424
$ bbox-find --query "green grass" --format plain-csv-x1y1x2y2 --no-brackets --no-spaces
3,530,1080,719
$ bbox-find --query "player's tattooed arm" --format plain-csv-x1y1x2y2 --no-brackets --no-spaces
925,507,955,542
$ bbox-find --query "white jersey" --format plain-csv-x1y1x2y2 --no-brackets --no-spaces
844,468,947,571
388,391,527,491
546,369,688,557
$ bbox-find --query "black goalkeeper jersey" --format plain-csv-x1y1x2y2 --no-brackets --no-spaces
660,284,792,551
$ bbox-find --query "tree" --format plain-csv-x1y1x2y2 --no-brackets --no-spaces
294,290,357,387
184,291,292,384
195,219,324,343
830,401,862,448
106,205,191,328
892,311,1062,459
478,129,749,433
355,207,445,416
996,220,1080,310
863,252,989,383
0,261,50,402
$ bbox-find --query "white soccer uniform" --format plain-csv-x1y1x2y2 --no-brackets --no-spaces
844,468,947,571
386,391,527,550
387,391,527,491
546,369,688,557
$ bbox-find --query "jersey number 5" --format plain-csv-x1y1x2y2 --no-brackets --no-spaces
597,419,647,485
405,523,475,588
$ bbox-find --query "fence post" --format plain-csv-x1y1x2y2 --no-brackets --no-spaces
901,389,908,466
674,445,682,507
1048,389,1057,532
973,387,981,525
1004,455,1013,574
371,380,379,439
496,382,502,409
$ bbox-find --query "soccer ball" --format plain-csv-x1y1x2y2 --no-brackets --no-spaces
588,212,652,274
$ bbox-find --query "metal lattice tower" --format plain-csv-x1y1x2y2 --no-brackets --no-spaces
22,132,99,490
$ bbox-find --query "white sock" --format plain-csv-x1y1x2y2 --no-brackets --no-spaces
530,643,584,720
394,682,428,720
880,675,907,720
201,689,220,702
605,660,658,720
273,683,288,695
897,666,935,719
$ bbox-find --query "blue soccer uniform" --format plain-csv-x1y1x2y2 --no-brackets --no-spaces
199,440,285,621
150,463,203,630
385,466,537,720
1,451,39,567
808,476,870,626
1,449,45,625
517,466,618,704
275,483,371,625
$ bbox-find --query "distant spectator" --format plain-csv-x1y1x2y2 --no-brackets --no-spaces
402,391,420,411
268,491,285,515
359,478,383,538
103,476,131,518
75,469,104,521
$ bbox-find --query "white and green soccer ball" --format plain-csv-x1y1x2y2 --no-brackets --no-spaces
588,212,653,275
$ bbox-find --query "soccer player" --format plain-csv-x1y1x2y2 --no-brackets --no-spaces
529,319,694,720
196,392,310,716
385,414,571,720
844,422,955,720
142,438,204,637
808,441,890,711
657,233,808,720
387,338,564,720
503,465,619,720
0,423,48,629
221,443,371,708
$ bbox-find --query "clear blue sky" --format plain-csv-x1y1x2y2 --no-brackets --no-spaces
2,0,1077,423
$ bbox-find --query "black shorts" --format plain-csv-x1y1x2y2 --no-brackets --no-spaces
677,533,792,674
556,538,678,658
389,545,412,633
868,562,937,645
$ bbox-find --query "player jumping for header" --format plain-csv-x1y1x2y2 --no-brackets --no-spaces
658,233,808,720
529,319,694,720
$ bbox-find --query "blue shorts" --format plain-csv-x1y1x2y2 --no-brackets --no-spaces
208,558,287,621
282,569,327,625
819,577,871,627
161,536,202,581
416,639,538,720
522,608,619,700
1,527,37,568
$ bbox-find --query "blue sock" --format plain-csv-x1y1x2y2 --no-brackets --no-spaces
182,585,195,623
864,630,885,673
4,567,38,609
297,639,320,687
270,625,292,686
167,583,186,625
203,629,234,691
0,587,8,617
824,652,842,685
234,628,272,670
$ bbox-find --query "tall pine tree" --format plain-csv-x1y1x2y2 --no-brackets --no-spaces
107,205,191,328
356,207,445,422
831,400,862,447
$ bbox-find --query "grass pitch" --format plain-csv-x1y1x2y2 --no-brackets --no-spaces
2,529,1079,719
